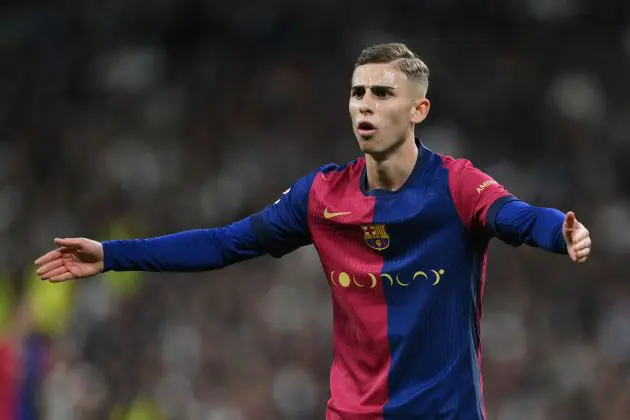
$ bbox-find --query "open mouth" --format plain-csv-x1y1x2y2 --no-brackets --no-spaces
357,121,377,136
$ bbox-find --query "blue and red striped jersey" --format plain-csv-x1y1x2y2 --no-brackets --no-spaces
103,140,568,419
251,141,511,419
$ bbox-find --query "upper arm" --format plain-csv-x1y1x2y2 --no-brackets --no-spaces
250,169,319,257
445,158,516,234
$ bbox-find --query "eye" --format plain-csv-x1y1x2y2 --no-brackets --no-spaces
351,87,365,99
372,86,392,98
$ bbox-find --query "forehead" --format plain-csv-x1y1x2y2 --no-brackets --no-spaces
351,63,408,87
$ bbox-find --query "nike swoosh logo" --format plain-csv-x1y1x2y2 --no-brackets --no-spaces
324,208,352,219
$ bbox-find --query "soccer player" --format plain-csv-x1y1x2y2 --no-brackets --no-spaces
34,43,591,419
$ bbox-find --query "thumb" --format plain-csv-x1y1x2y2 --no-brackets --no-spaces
565,211,576,230
564,211,576,245
54,237,84,249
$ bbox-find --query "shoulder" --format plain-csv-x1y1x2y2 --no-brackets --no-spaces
298,157,366,205
437,153,475,174
316,157,365,176
429,152,511,214
286,157,365,200
312,156,365,184
435,153,496,189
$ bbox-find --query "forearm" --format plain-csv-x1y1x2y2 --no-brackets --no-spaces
489,198,567,254
102,218,264,272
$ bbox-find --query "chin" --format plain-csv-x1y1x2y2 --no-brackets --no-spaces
357,134,406,159
357,136,377,151
358,139,387,159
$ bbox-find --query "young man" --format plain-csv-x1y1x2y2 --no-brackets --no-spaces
35,43,591,419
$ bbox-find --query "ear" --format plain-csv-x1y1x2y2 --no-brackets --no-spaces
411,98,430,124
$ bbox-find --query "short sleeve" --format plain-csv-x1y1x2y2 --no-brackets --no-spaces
444,158,516,232
250,169,319,257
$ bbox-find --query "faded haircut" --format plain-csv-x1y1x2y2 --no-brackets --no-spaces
354,42,430,96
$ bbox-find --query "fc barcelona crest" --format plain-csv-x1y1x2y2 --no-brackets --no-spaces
361,224,390,251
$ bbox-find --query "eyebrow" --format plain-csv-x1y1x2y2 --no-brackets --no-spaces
351,84,396,90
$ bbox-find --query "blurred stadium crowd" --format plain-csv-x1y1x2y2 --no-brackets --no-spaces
1,1,630,419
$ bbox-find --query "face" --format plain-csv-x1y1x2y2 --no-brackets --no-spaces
349,63,429,157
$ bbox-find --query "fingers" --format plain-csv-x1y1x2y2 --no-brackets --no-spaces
34,244,78,267
41,266,69,280
569,226,590,251
573,236,591,251
572,240,590,257
49,272,76,282
570,250,589,263
34,249,63,266
54,237,84,248
572,226,590,244
34,246,76,268
35,258,64,277
575,248,590,259
35,239,91,283
569,234,591,263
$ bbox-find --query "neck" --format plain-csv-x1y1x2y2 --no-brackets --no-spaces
365,135,419,192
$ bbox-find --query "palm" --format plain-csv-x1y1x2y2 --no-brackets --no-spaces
35,238,104,282
62,249,100,277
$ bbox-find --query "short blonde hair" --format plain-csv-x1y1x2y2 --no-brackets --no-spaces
355,42,430,95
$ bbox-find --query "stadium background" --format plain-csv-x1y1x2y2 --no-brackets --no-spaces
1,1,630,419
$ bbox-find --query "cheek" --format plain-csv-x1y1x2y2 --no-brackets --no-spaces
391,104,414,124
348,100,359,116
383,109,405,127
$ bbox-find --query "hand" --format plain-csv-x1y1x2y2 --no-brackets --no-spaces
562,211,591,264
34,238,105,282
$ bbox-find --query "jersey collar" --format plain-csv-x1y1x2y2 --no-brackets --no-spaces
360,138,431,197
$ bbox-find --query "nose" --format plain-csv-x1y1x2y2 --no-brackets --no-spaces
359,93,375,115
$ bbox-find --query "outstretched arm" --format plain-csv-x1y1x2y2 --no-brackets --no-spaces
102,218,265,272
35,218,273,281
102,166,320,272
443,157,591,264
35,213,289,281
488,197,591,263
35,167,323,281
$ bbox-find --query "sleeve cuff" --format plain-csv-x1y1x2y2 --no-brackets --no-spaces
102,240,119,272
555,227,569,255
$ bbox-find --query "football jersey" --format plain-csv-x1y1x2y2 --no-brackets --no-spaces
251,139,513,420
